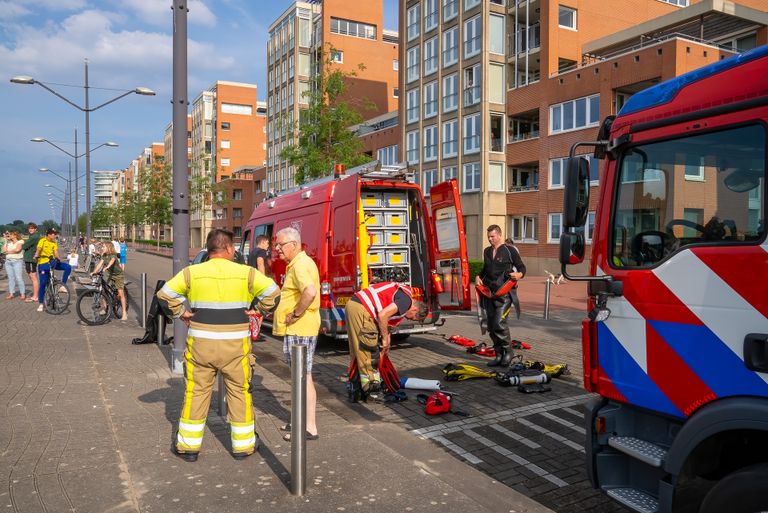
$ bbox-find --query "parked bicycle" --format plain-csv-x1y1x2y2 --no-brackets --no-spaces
43,263,70,314
76,271,131,325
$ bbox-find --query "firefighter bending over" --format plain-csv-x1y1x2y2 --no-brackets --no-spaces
345,282,427,394
157,229,280,462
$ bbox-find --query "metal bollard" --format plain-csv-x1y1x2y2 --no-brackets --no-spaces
543,280,551,320
140,273,148,329
157,313,166,345
290,344,307,496
217,373,227,417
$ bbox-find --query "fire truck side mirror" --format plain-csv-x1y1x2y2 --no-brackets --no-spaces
559,232,585,265
563,157,590,228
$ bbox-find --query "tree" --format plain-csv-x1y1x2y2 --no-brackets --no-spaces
139,160,172,247
39,219,61,233
280,45,373,184
115,189,143,240
91,202,116,235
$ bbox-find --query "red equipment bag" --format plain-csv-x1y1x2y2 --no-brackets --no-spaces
249,312,264,341
446,334,477,347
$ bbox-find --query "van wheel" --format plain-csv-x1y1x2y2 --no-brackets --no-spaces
699,463,768,513
392,334,410,342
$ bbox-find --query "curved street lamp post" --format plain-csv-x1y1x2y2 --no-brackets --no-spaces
12,60,154,240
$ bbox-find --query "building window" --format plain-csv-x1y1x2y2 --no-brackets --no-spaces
510,215,537,242
407,89,420,124
424,0,438,32
407,4,421,41
233,226,242,238
549,155,600,188
465,0,481,10
489,63,505,104
463,162,480,192
406,130,419,163
330,17,377,40
548,213,562,243
299,53,310,76
393,87,399,98
424,81,438,119
233,207,243,218
489,162,504,191
443,73,458,112
442,119,458,157
221,103,253,115
424,37,438,76
393,59,399,70
658,0,688,5
233,189,243,200
330,50,344,63
221,122,230,130
463,113,480,154
550,94,600,134
443,26,458,67
463,63,481,106
377,145,399,165
443,0,458,22
221,158,230,167
490,114,504,152
442,166,457,181
221,140,231,149
423,169,437,195
489,14,505,55
299,17,311,47
685,157,705,181
424,125,438,162
464,16,481,58
407,46,420,83
558,5,576,30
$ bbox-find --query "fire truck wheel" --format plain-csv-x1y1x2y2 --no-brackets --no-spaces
699,462,768,513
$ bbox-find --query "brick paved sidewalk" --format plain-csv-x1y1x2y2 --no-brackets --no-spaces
0,282,553,513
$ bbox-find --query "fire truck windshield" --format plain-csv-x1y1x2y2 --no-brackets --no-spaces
611,124,765,268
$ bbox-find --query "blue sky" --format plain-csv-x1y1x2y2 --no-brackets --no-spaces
0,0,398,225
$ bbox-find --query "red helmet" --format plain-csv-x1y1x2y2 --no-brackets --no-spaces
424,392,451,415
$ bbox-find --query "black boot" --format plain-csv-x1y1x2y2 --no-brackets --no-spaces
500,344,513,367
487,346,504,367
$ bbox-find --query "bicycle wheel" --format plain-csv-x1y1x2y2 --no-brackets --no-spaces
76,289,111,325
112,289,130,319
45,280,71,315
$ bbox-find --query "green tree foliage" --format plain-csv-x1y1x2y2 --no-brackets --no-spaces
115,189,144,240
90,202,116,232
39,219,61,233
280,46,372,184
139,160,172,246
77,213,87,235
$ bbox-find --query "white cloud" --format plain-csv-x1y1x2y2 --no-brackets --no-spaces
0,9,234,96
0,1,31,20
121,0,216,27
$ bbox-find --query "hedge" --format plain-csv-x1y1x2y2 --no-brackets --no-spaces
469,259,483,280
126,238,174,248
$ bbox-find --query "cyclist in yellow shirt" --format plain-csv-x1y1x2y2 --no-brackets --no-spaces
33,229,71,312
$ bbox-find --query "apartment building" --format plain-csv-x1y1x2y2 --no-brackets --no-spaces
266,0,400,192
505,0,766,272
400,0,766,262
210,166,268,243
189,82,267,246
163,114,193,175
93,170,121,238
351,110,401,165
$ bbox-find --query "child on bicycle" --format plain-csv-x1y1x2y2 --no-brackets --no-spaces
91,242,128,321
33,229,72,313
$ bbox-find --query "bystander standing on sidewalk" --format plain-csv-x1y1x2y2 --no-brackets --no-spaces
3,230,26,300
21,223,41,303
273,226,321,441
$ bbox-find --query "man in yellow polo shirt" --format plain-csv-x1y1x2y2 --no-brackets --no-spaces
273,226,320,441
33,229,71,313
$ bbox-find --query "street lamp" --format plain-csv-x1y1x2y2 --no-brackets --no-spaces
12,60,155,240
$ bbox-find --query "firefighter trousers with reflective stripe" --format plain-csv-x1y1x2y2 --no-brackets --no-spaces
482,294,513,350
345,301,380,390
176,335,256,455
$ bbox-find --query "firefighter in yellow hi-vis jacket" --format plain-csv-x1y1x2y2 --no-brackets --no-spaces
157,229,280,462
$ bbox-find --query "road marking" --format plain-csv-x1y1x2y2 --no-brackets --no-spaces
432,435,483,465
489,423,541,449
464,429,569,488
516,418,585,453
540,411,587,434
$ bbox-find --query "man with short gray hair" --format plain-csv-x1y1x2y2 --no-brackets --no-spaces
273,226,320,441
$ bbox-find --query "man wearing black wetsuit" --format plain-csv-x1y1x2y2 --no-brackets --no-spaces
475,225,526,367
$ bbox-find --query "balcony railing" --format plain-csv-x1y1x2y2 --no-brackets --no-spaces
514,24,540,53
509,129,540,142
508,184,539,192
463,86,480,106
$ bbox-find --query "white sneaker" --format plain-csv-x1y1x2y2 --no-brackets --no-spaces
59,285,68,293
36,304,44,312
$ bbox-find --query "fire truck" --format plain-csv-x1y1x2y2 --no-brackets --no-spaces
559,45,768,513
241,162,471,338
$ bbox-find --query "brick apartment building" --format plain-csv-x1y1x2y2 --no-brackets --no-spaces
266,0,400,192
209,166,268,244
189,81,267,246
399,0,766,263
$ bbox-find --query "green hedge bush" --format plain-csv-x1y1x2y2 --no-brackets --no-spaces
469,259,483,280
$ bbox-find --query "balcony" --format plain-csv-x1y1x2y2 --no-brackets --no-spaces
508,166,539,193
508,111,540,142
514,24,540,54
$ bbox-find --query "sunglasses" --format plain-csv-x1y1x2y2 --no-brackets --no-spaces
274,240,296,250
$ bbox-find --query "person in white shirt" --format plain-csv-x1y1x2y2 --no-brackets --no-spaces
67,251,79,269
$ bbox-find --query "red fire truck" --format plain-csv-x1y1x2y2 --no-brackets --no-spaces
241,162,471,338
559,45,768,513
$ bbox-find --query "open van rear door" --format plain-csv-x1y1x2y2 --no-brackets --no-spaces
429,178,470,310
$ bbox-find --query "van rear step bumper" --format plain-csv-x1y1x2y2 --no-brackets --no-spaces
605,487,659,513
